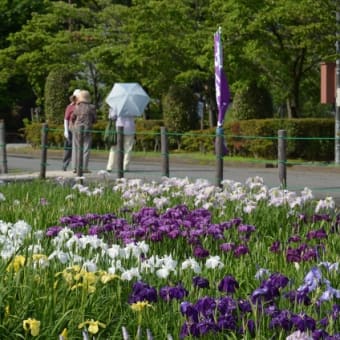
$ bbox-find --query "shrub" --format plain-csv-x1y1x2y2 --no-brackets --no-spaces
162,85,199,149
231,81,273,120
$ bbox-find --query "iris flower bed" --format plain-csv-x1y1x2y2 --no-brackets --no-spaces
0,175,339,339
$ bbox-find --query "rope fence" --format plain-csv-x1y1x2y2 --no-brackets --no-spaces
1,120,339,190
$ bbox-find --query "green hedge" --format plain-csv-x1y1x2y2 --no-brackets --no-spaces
21,118,335,161
224,118,334,161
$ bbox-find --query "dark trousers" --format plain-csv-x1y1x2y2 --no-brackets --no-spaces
62,132,72,170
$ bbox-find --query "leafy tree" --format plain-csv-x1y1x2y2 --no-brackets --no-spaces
216,0,335,118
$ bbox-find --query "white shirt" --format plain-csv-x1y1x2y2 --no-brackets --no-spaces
108,107,136,135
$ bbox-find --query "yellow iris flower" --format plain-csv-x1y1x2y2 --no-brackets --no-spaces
23,318,40,336
78,319,106,335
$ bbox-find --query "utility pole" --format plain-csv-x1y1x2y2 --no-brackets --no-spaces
336,1,340,164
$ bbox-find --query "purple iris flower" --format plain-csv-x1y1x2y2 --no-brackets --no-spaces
269,310,293,331
269,240,281,253
286,247,301,262
88,226,103,235
220,242,235,252
217,314,238,331
218,275,239,294
219,221,233,230
247,319,256,337
332,304,340,318
319,317,329,328
207,224,223,239
230,217,242,226
265,305,280,317
312,329,329,339
285,289,311,306
195,296,216,319
251,273,288,305
237,299,252,314
45,226,63,237
290,313,316,332
268,273,289,289
180,302,199,323
179,322,190,339
233,244,249,257
128,281,157,304
217,296,237,314
301,247,318,261
195,320,218,337
306,228,328,240
288,235,301,243
150,231,163,242
251,286,271,304
193,245,210,258
238,224,256,233
159,283,188,302
192,276,210,289
312,214,331,222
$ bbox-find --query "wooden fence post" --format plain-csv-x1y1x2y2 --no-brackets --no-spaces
215,129,224,187
0,120,8,174
117,126,124,178
278,129,287,189
76,125,84,178
39,123,48,179
161,127,169,177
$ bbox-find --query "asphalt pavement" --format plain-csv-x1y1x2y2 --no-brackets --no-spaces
1,145,340,203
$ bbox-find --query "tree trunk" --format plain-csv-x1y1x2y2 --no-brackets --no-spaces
286,97,297,118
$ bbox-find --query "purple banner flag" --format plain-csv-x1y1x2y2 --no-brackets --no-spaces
214,28,231,126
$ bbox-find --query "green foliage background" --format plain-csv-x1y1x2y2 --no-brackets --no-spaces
0,0,337,134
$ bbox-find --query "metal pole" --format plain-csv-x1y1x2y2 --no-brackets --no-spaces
215,130,223,187
161,127,169,177
278,130,287,189
335,2,340,164
39,123,48,179
0,120,8,174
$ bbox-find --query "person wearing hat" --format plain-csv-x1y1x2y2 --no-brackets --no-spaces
70,90,97,173
62,89,80,171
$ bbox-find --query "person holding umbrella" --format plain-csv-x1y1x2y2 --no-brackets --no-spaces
105,82,150,173
106,106,136,172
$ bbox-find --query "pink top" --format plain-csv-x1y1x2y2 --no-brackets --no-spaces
64,103,76,121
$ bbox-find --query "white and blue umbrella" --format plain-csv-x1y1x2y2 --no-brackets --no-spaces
105,82,150,117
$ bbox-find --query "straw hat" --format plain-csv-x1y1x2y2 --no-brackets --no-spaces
77,90,91,103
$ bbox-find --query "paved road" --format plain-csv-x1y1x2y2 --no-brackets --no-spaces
2,152,340,203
